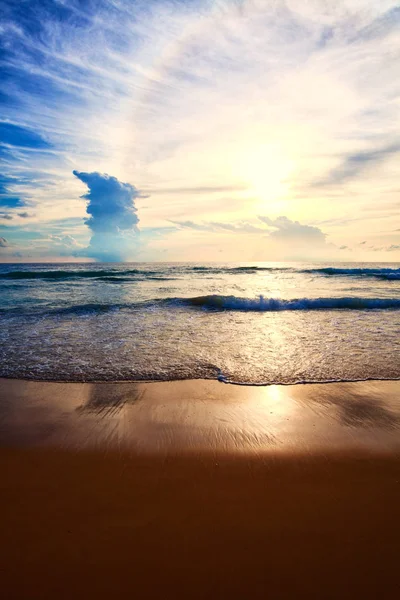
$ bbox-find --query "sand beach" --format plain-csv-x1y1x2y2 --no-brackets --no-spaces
1,378,400,599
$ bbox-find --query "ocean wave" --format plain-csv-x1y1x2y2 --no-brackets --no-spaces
183,265,400,278
96,275,174,283
0,268,162,280
305,267,400,280
4,294,400,318
0,303,128,317
188,265,400,279
179,295,400,311
0,265,289,281
190,265,265,273
2,264,399,281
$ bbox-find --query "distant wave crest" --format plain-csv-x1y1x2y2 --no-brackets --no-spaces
0,265,276,280
0,269,170,281
306,267,400,280
1,265,399,282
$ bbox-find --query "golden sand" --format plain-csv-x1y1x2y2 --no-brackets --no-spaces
1,378,400,599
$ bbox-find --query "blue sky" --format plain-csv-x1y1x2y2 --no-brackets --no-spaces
0,0,399,261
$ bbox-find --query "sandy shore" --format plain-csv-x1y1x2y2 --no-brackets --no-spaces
1,378,400,599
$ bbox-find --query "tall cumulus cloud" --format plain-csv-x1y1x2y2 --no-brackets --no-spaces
73,170,141,261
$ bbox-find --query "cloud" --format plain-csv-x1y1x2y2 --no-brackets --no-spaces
0,237,9,247
169,213,333,259
45,233,83,256
169,220,210,231
147,184,248,195
315,144,400,187
170,220,267,233
0,212,13,220
49,234,80,248
73,170,142,261
17,212,33,218
209,222,267,233
258,215,327,243
73,170,140,233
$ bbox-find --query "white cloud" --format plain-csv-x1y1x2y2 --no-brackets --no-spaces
258,215,326,244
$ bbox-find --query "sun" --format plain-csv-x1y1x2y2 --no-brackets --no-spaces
237,143,293,207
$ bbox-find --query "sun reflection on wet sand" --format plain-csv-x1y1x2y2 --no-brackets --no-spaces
1,378,400,455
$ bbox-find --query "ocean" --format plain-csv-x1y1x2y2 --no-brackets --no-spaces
0,262,399,385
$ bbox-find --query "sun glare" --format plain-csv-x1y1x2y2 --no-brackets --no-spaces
238,144,293,208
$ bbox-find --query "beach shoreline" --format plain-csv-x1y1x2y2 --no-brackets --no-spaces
2,374,400,385
1,378,400,598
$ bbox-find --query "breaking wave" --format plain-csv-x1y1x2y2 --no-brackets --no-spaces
4,295,400,318
180,295,400,311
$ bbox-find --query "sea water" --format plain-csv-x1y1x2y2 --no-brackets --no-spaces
0,262,399,384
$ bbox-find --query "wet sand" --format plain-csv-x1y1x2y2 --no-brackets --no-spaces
1,378,400,599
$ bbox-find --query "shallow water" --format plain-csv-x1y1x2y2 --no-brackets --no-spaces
0,261,399,384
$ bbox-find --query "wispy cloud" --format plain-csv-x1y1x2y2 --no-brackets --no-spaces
170,219,267,233
169,220,211,232
145,184,249,195
314,143,400,187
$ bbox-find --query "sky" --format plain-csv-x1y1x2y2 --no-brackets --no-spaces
0,0,399,262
